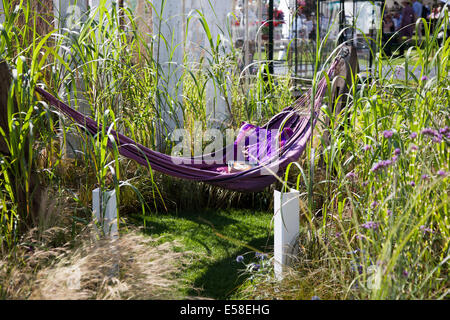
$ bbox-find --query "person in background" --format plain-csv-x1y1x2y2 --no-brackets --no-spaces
422,2,430,20
400,1,416,37
412,0,423,39
383,14,395,33
421,2,430,37
412,0,423,19
393,11,403,31
383,13,397,56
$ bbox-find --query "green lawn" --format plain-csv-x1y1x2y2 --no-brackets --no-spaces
130,209,274,299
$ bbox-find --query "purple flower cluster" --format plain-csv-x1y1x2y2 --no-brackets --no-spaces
437,170,447,177
361,221,380,230
251,263,260,271
421,75,428,81
371,200,379,209
432,135,443,143
421,128,444,143
383,130,394,139
394,148,401,155
440,126,449,139
419,225,433,233
346,171,357,180
255,252,267,260
371,159,393,172
363,144,372,152
421,128,437,136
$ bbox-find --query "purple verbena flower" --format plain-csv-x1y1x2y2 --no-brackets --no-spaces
419,225,433,233
255,252,267,260
387,209,393,216
432,134,443,143
351,263,363,273
357,265,363,274
421,128,438,137
402,270,409,277
439,126,449,135
394,148,401,155
410,144,418,151
383,130,394,139
410,132,417,139
356,234,365,240
421,75,428,81
371,200,379,209
437,170,447,177
421,128,437,136
361,221,379,230
392,155,398,162
236,255,244,263
251,263,260,271
371,159,393,173
409,181,416,187
421,174,429,180
363,144,372,152
346,171,357,179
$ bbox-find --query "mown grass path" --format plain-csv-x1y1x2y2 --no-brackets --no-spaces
131,210,274,299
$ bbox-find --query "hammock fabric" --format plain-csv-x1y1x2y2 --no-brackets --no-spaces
35,58,339,192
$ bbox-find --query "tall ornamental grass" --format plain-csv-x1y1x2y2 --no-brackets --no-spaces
238,7,449,300
0,0,447,300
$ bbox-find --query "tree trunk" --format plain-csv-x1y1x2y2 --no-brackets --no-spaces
0,61,12,156
0,61,43,229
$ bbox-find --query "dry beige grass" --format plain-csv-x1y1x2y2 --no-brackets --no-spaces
31,232,190,300
1,227,194,300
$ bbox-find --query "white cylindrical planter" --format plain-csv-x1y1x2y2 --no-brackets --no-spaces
274,189,300,280
92,188,118,239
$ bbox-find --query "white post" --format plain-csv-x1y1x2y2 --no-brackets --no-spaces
274,189,300,280
53,0,91,159
92,187,120,278
204,0,232,128
184,0,232,128
92,188,118,239
152,0,184,147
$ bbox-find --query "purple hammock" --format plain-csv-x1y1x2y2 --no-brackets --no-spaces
35,58,339,192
